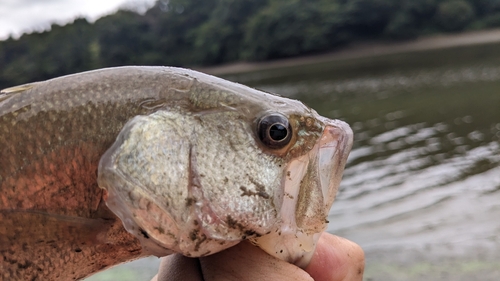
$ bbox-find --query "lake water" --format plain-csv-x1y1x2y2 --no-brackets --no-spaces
87,43,500,280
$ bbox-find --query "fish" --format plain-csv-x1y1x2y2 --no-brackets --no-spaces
0,66,353,280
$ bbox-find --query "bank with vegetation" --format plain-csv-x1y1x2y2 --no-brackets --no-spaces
2,0,500,89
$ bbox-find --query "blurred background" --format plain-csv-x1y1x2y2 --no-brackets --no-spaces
2,0,500,280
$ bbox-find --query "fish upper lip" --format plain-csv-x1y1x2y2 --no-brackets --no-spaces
317,120,354,207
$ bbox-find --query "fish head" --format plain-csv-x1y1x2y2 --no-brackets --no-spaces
97,67,353,267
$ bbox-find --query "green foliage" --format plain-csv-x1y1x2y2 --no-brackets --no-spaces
340,0,398,36
406,0,439,19
242,0,344,60
481,13,500,27
435,0,476,32
190,0,268,64
0,18,94,86
383,0,439,39
0,0,499,88
95,11,154,66
471,0,500,16
384,12,419,40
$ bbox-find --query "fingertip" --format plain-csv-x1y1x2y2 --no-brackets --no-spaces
156,254,203,281
305,233,365,281
200,241,314,281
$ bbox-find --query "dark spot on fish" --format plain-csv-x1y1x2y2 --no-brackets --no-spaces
193,232,207,252
186,197,196,207
258,191,270,198
17,260,33,269
325,219,330,223
155,226,165,234
201,250,211,256
139,228,149,239
245,230,259,237
280,249,283,253
167,232,176,240
240,186,269,198
129,248,141,254
189,229,207,252
189,229,198,241
74,248,82,253
226,215,261,238
245,176,271,199
226,215,238,228
193,220,199,226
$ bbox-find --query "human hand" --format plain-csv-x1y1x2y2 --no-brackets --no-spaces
151,232,364,281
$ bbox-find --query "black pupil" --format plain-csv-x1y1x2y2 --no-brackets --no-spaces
257,114,292,149
269,124,288,141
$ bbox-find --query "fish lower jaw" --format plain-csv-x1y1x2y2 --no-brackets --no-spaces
250,225,322,268
247,149,323,267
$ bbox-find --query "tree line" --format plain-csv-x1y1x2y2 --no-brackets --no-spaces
2,0,500,88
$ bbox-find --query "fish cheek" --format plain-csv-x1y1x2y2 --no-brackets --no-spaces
190,112,283,240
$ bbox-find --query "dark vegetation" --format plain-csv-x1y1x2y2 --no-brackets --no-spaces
2,0,500,88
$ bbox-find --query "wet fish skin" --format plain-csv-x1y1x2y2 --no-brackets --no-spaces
0,67,169,280
0,66,353,280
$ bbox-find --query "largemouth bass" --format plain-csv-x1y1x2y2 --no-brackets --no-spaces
0,66,353,280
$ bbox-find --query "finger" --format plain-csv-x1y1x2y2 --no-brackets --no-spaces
305,233,365,281
199,241,314,281
154,254,203,281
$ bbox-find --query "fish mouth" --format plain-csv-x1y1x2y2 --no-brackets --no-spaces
317,118,354,210
251,117,353,268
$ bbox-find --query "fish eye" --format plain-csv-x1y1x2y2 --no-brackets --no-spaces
258,114,292,149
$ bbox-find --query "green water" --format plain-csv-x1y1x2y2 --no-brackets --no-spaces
88,43,500,281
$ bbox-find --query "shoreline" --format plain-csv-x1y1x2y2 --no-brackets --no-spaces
195,28,500,76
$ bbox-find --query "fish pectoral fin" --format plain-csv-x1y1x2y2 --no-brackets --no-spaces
0,209,114,248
